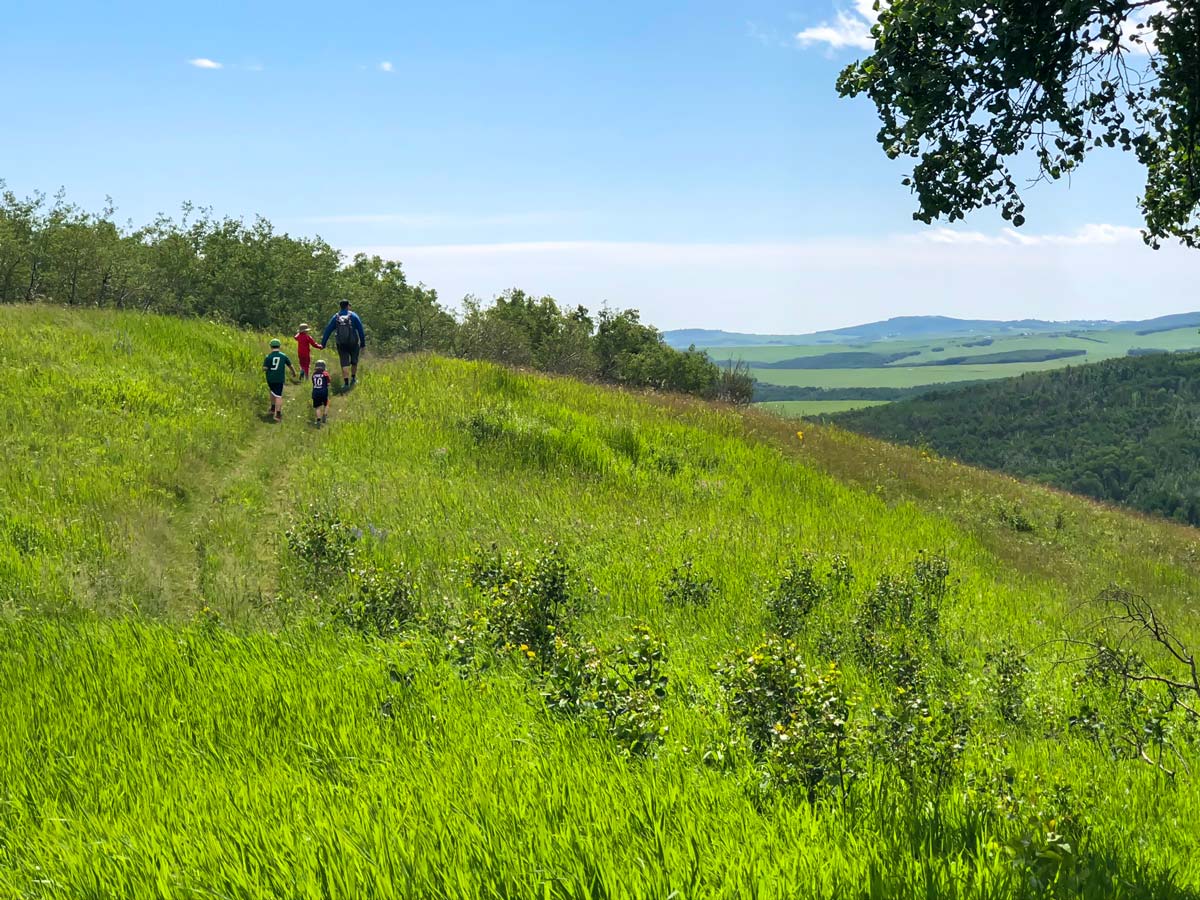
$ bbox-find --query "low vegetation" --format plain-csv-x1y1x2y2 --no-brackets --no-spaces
3,309,1200,897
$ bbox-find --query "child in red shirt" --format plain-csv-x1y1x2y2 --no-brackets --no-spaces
294,323,323,380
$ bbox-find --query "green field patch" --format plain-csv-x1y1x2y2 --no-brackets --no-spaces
901,348,1088,367
756,399,892,416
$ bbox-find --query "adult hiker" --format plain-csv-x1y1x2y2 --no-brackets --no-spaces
320,299,366,390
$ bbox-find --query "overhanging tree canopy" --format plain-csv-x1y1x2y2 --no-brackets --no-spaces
838,1,1200,246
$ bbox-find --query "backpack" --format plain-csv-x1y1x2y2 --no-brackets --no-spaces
335,313,358,347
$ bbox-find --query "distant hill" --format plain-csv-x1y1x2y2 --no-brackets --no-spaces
833,351,1200,524
666,312,1200,350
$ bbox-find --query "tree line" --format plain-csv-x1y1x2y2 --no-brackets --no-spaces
834,352,1200,525
0,183,752,403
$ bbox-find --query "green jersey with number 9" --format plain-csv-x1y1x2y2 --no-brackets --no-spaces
263,350,291,384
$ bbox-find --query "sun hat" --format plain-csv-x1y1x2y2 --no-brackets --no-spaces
298,323,310,332
270,339,281,348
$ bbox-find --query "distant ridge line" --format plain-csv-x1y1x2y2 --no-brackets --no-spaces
663,312,1200,349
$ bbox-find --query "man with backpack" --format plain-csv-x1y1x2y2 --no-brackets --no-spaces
320,299,367,390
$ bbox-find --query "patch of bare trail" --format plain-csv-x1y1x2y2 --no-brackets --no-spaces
119,391,352,621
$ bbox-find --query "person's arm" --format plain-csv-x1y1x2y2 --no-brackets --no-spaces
354,313,366,348
321,315,337,345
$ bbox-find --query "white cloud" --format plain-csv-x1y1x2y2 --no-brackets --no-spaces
343,226,1195,333
187,58,223,70
379,61,394,73
796,0,878,51
922,224,1142,247
342,224,1194,332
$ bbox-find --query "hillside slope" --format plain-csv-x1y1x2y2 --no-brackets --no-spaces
4,308,1200,898
833,352,1200,524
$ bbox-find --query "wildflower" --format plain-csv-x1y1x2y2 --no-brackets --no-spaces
796,430,804,442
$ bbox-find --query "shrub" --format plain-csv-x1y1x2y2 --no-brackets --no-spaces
541,627,670,757
714,638,858,804
329,565,416,638
716,359,755,406
285,505,358,574
985,642,1031,724
466,542,586,661
868,691,970,798
662,558,715,608
766,553,853,639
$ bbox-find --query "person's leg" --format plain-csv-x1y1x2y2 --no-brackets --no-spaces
350,345,360,384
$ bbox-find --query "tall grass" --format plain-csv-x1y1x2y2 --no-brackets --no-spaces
2,308,1200,898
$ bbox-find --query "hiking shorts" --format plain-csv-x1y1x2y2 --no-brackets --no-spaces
266,379,285,398
312,392,329,408
336,342,360,367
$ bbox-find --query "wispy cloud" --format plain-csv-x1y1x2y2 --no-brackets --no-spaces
921,224,1143,247
379,61,394,73
187,57,223,69
340,224,1190,331
796,0,877,51
298,211,568,227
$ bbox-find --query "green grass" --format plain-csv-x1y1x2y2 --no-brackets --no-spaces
4,308,1200,898
755,399,892,416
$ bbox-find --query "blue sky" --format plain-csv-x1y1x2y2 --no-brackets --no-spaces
3,0,1194,331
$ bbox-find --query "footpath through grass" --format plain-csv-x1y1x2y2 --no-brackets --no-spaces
3,308,1200,898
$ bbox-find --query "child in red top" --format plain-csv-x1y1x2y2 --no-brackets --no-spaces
294,323,323,380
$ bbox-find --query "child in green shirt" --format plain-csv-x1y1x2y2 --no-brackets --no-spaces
262,339,298,422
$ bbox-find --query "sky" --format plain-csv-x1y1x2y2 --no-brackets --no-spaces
3,0,1195,332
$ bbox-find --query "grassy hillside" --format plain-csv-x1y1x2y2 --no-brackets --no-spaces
833,352,1200,525
5,308,1200,898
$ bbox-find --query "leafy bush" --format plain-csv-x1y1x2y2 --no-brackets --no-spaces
766,553,853,638
714,638,857,803
985,643,1031,724
544,627,669,757
329,565,416,638
868,690,970,798
285,505,359,574
466,542,587,661
662,558,715,608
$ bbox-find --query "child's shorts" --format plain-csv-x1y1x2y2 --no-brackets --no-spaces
312,393,329,408
267,379,285,398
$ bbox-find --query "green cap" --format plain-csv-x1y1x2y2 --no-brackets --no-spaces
269,339,281,348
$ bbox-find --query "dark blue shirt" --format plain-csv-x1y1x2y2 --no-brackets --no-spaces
321,310,366,347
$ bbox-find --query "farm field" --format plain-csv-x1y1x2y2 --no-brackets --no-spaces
5,308,1200,898
756,399,891,416
727,324,1200,408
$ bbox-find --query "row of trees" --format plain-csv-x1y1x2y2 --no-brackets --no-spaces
0,184,751,403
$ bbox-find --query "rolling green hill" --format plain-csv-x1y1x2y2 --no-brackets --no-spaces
833,351,1200,525
5,308,1200,898
683,315,1200,414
